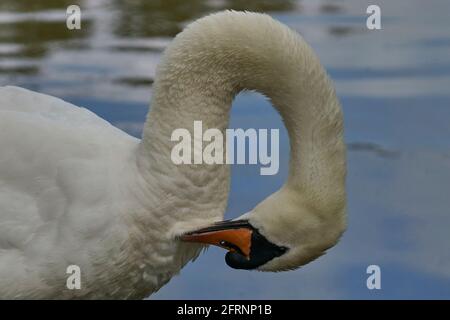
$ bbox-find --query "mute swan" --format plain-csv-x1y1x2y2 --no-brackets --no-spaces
0,11,346,299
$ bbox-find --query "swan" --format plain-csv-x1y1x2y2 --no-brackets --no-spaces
0,11,346,299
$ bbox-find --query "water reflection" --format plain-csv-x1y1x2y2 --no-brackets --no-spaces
347,142,400,159
0,0,295,86
111,0,208,37
0,0,91,79
319,3,342,14
111,0,295,38
0,0,80,12
327,26,359,37
0,19,92,54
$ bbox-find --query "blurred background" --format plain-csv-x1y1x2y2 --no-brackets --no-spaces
1,0,450,299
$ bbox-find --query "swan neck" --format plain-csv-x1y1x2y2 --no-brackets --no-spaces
141,12,346,211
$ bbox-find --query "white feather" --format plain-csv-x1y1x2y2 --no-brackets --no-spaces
0,10,346,298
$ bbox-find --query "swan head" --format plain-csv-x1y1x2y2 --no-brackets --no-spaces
181,188,346,271
181,219,288,270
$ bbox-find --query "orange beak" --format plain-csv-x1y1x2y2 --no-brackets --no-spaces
180,220,253,259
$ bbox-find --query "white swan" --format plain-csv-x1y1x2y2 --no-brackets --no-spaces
0,11,346,299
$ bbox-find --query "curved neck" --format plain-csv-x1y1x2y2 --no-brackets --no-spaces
140,12,346,212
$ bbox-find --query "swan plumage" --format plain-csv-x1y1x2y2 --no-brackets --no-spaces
0,10,346,299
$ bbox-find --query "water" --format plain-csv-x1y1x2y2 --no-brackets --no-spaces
1,0,449,299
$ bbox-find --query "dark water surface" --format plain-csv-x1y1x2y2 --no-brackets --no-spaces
1,0,449,299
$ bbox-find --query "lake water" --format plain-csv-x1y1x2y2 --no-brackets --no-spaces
1,0,449,299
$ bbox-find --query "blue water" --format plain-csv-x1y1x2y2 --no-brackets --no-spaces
1,0,449,299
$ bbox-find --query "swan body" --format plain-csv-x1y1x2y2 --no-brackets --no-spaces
0,11,346,299
0,87,200,299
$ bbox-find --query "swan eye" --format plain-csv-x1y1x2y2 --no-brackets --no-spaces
219,240,247,257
